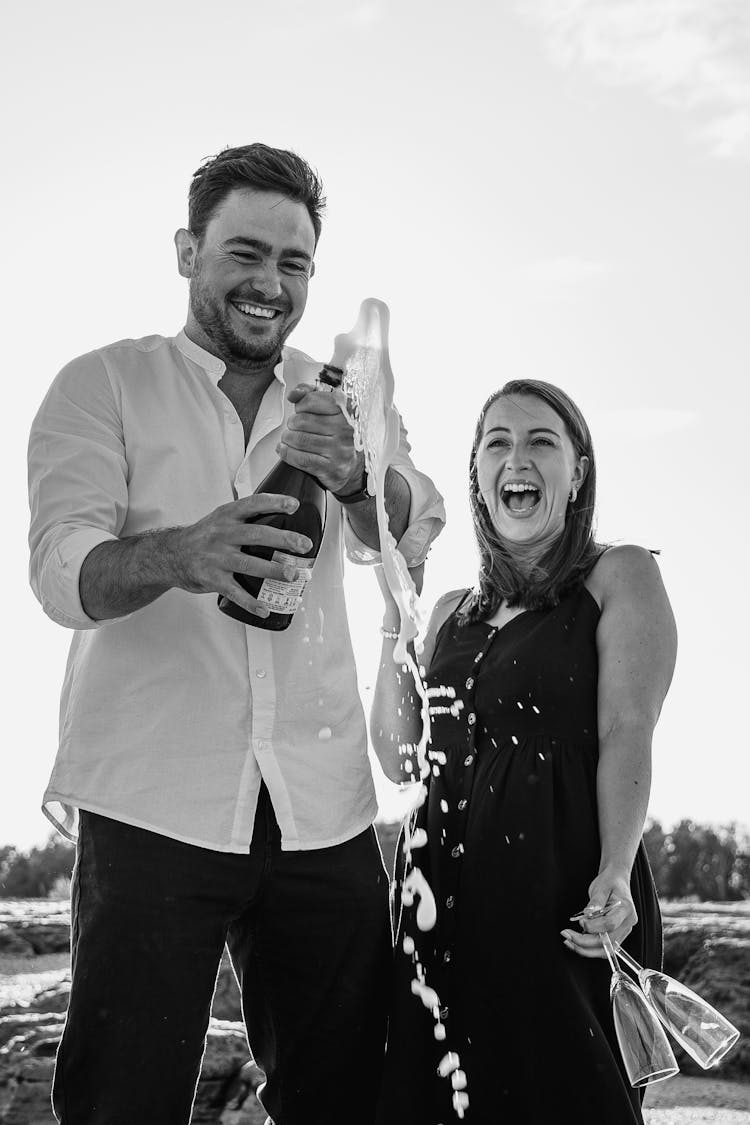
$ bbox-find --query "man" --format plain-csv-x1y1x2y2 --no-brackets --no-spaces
28,143,444,1125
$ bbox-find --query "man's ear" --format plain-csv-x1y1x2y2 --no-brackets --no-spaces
174,229,197,279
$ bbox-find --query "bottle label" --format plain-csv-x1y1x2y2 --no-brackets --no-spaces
257,552,314,614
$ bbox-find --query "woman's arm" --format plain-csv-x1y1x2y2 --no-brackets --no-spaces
369,565,464,783
563,545,677,958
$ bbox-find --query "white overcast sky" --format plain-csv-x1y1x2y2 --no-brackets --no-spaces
3,0,749,850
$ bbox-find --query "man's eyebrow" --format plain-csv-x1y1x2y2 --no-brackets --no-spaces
224,236,312,262
485,425,561,437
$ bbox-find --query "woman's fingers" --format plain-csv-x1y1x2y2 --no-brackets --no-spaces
561,912,636,959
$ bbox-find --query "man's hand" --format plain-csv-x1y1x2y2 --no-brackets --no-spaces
278,384,364,495
79,494,312,622
171,494,313,618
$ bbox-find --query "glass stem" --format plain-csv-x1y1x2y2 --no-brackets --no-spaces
600,932,620,974
612,942,643,976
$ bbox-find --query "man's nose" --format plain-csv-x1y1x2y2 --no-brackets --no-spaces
251,261,282,299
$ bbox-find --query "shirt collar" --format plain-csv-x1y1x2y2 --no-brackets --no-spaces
174,328,287,388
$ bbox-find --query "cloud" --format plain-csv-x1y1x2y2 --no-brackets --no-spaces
515,0,750,159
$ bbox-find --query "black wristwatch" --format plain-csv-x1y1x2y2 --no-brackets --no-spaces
334,468,371,505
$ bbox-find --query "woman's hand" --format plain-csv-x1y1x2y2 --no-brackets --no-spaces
560,868,637,959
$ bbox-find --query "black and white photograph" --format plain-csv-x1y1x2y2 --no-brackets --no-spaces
2,2,749,1123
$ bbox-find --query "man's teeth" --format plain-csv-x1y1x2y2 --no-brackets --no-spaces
232,302,278,319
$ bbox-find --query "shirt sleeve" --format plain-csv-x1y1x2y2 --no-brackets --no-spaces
343,407,446,567
28,350,130,629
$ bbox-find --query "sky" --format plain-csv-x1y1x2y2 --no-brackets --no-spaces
2,0,749,850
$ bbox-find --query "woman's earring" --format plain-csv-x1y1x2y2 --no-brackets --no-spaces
569,486,578,503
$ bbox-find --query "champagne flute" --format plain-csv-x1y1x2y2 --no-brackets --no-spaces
601,933,680,1087
604,934,740,1069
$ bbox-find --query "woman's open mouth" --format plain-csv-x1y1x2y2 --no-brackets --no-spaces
501,482,541,516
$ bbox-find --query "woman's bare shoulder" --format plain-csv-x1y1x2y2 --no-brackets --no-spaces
585,545,664,610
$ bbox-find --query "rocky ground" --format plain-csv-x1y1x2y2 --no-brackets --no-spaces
1,895,748,1122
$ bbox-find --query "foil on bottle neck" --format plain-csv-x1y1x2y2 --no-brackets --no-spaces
317,363,344,390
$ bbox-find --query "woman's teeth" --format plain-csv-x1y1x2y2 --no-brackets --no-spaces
501,483,541,512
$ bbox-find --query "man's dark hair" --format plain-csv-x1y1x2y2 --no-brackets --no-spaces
461,379,607,622
188,143,326,244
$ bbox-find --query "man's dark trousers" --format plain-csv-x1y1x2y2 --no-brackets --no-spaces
52,787,392,1124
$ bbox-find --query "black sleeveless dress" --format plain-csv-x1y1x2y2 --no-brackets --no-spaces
377,585,662,1125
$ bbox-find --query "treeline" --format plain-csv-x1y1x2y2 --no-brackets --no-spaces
0,838,75,899
377,818,750,903
643,819,750,902
2,819,749,900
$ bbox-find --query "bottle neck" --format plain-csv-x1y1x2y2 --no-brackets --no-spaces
317,364,343,390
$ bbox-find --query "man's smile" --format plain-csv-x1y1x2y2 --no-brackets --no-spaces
229,300,282,321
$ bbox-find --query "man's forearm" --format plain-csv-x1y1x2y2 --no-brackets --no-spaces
343,467,411,550
79,529,186,622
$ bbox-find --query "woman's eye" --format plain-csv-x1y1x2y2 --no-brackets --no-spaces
531,437,553,447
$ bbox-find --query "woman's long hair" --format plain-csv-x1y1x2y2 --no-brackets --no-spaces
460,379,606,624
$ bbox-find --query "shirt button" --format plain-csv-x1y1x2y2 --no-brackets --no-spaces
451,845,462,859
256,669,267,678
443,950,452,963
256,740,266,752
439,1006,449,1020
446,896,455,909
467,713,476,726
465,677,474,690
463,755,473,767
458,799,468,811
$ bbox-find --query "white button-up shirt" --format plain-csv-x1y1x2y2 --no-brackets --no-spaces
28,331,445,852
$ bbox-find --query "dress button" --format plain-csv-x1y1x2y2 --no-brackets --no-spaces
458,799,468,811
256,669,267,678
465,677,474,690
463,755,473,767
443,950,452,963
439,1006,449,1020
451,845,463,858
467,713,476,726
446,896,455,909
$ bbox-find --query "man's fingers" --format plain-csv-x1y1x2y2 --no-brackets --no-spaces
218,584,270,620
280,428,333,454
229,552,302,584
287,383,342,413
286,382,316,403
234,525,312,555
286,413,346,436
228,493,300,518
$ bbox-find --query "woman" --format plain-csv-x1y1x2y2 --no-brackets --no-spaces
372,380,677,1124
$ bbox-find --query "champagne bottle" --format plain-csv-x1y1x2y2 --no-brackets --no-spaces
218,364,343,631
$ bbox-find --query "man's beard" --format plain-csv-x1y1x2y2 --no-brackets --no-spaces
189,267,286,368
